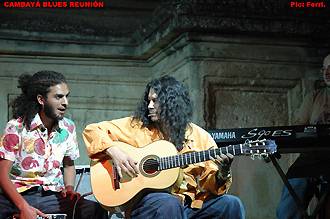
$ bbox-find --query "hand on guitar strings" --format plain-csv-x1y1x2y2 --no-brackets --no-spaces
210,153,234,180
106,146,139,178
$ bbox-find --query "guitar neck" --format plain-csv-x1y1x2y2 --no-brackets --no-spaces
158,144,244,171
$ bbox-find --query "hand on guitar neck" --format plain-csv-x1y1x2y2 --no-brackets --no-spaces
106,146,140,178
211,153,234,180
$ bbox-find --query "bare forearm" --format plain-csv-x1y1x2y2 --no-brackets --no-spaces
63,156,76,188
0,159,29,210
0,177,29,209
63,165,76,187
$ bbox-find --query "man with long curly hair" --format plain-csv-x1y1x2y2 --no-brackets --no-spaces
83,75,245,218
0,71,108,219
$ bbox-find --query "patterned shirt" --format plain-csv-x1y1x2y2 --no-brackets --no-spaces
83,117,232,209
0,114,79,193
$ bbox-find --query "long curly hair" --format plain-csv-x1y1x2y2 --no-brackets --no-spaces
133,75,193,150
11,71,67,129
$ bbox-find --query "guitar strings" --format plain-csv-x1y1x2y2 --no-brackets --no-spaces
142,150,225,170
141,143,270,170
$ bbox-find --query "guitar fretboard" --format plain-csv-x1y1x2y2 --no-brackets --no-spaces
157,144,244,170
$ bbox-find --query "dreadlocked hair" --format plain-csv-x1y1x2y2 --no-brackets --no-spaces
133,75,193,151
11,70,67,129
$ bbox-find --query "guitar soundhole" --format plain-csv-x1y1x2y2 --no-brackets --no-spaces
143,158,159,175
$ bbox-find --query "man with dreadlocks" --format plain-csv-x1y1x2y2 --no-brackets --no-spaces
83,75,245,218
0,71,108,219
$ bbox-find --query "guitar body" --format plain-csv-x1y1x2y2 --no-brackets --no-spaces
90,138,277,212
90,140,180,211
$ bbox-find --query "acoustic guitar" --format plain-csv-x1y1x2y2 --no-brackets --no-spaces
90,139,277,211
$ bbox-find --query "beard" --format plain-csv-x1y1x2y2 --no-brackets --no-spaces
44,102,64,121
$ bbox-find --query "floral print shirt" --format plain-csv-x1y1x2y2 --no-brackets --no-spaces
0,114,79,193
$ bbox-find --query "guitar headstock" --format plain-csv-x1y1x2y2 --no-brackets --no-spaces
241,139,277,159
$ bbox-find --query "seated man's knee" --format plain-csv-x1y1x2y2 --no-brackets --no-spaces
156,193,183,214
210,195,245,218
221,195,244,210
